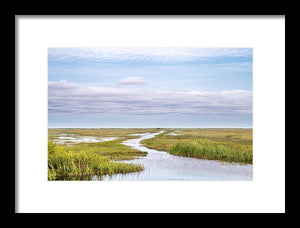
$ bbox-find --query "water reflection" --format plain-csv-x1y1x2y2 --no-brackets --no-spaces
56,173,142,181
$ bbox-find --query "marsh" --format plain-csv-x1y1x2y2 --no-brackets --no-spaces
48,128,253,181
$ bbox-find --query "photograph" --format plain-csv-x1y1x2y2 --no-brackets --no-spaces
48,47,253,181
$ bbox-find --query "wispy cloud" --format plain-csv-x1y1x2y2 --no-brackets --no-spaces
48,80,252,116
48,48,252,64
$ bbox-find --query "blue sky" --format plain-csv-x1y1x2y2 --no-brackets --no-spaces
48,48,252,128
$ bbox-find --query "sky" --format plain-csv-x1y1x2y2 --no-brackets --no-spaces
48,48,252,128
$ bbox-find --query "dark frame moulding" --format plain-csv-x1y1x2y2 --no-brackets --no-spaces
8,5,288,217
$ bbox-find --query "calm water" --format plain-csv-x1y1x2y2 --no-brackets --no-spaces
53,134,119,145
59,131,253,181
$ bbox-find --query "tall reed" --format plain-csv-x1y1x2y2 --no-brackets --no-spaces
48,141,143,180
169,139,252,164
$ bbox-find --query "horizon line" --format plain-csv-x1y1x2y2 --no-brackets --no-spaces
48,127,253,129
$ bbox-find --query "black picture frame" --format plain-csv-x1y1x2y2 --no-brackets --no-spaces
8,4,288,218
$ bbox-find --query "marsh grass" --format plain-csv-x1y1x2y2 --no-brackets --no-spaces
70,137,147,160
48,129,159,180
48,140,144,180
169,139,252,164
142,128,252,164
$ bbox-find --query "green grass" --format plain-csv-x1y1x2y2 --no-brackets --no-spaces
48,128,163,180
48,139,145,180
169,139,252,164
141,128,252,164
69,138,147,161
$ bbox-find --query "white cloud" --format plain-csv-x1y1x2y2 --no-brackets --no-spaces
48,80,252,116
118,77,149,86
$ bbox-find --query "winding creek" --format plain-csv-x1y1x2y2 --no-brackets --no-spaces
87,131,253,181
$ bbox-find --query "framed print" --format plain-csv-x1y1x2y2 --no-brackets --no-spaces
15,15,285,213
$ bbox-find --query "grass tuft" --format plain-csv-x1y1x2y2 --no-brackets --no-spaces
169,139,252,164
48,141,144,180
